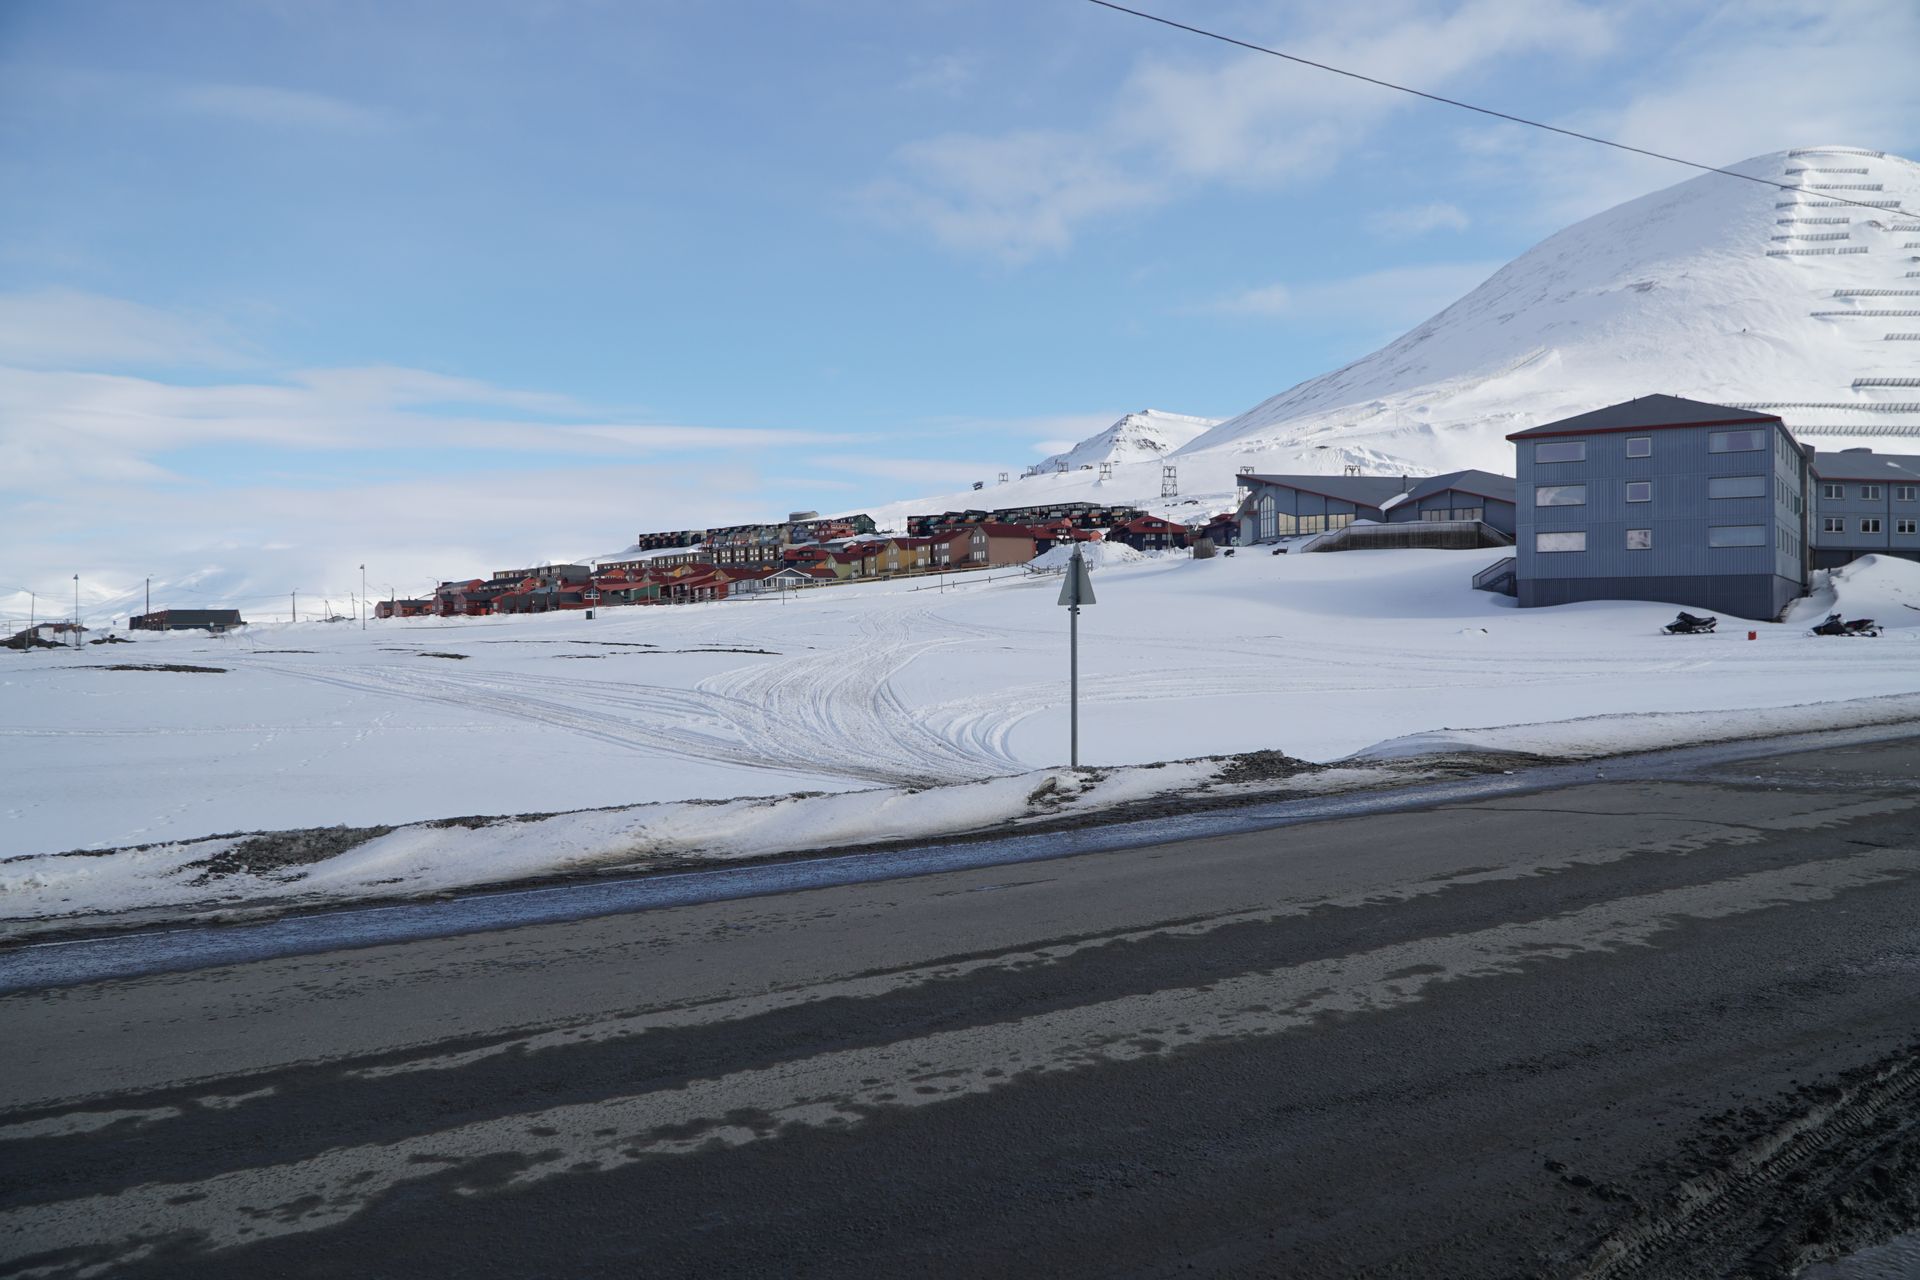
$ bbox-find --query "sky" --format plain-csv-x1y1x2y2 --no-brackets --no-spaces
2,0,1917,620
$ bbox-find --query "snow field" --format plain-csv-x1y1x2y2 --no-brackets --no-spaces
2,550,1917,872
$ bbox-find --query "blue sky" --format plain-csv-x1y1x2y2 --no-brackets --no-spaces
3,0,1916,615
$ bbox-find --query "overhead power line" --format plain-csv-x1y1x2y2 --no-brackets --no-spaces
1085,0,1904,218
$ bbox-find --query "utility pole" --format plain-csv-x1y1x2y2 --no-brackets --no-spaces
144,575,150,619
291,590,297,624
360,564,367,629
1055,546,1097,767
72,574,80,648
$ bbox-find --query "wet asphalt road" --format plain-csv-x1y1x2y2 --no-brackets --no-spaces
3,737,1918,1278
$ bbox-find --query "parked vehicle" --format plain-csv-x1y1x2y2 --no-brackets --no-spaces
1663,611,1717,635
1810,613,1881,637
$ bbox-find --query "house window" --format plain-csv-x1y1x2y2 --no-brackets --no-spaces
1328,512,1354,530
1453,507,1482,522
1424,508,1448,522
1535,531,1586,552
1821,483,1843,500
1823,516,1845,533
1898,519,1917,535
1709,429,1767,453
1534,484,1586,506
1298,514,1326,533
1626,528,1652,550
1625,481,1652,503
1707,525,1767,547
1625,436,1652,458
1534,441,1585,463
1897,486,1916,501
1274,511,1296,535
1257,495,1277,540
1861,518,1882,534
1861,485,1883,500
1709,475,1766,499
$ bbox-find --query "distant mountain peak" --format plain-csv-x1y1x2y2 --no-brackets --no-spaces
1032,409,1220,474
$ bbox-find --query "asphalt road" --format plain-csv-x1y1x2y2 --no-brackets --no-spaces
3,738,1919,1279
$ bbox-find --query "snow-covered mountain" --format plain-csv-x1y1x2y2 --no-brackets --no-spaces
866,145,1919,530
1031,410,1219,474
1177,145,1920,475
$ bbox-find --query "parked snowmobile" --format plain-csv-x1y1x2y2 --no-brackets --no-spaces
1663,611,1717,635
1811,613,1880,637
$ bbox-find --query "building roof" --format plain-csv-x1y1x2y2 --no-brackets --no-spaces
978,522,1039,537
1505,395,1781,441
1809,449,1920,481
1234,473,1415,508
1405,468,1517,504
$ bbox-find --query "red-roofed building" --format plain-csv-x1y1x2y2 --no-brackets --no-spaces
968,522,1040,566
1108,514,1189,552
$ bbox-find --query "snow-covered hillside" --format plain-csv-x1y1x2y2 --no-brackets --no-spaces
866,145,1920,530
1031,410,1219,474
1180,145,1920,475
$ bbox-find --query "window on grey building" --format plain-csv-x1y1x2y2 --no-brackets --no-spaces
1626,528,1652,550
1897,485,1916,501
1257,495,1277,541
1328,512,1354,530
1534,483,1586,506
1821,483,1843,500
1625,437,1652,458
1709,429,1766,453
1299,514,1326,533
1861,518,1882,534
1423,509,1449,522
1823,516,1844,533
1898,519,1917,535
1454,507,1482,521
1535,531,1586,552
1708,525,1766,547
1709,475,1766,499
1861,485,1883,500
1625,481,1652,502
1534,441,1585,463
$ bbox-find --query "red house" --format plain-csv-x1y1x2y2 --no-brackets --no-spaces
1108,515,1190,552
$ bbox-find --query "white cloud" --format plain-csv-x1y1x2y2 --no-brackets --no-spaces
899,53,979,95
867,0,1617,258
1203,260,1504,327
173,83,387,130
1486,0,1920,228
864,131,1162,261
0,288,250,369
1366,202,1470,237
0,361,864,495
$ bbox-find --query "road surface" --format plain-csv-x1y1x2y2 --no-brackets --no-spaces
3,737,1919,1278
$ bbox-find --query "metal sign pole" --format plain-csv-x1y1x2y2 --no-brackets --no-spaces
1070,600,1079,767
1056,546,1096,769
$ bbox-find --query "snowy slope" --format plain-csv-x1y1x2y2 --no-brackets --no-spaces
865,146,1920,530
1177,146,1920,475
1031,410,1219,474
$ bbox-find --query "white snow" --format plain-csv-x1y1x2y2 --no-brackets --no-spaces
5,549,1919,928
1031,409,1220,474
856,147,1920,534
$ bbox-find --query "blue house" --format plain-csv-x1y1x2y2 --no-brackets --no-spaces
1235,473,1414,542
1385,470,1517,536
1809,448,1920,568
1507,396,1812,620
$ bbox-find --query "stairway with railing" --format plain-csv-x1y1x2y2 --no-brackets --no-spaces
1471,556,1517,596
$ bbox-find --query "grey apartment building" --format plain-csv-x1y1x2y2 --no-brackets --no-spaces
1509,396,1811,621
1809,448,1920,569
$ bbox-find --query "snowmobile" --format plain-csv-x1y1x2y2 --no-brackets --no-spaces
1663,611,1717,635
1810,613,1880,637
